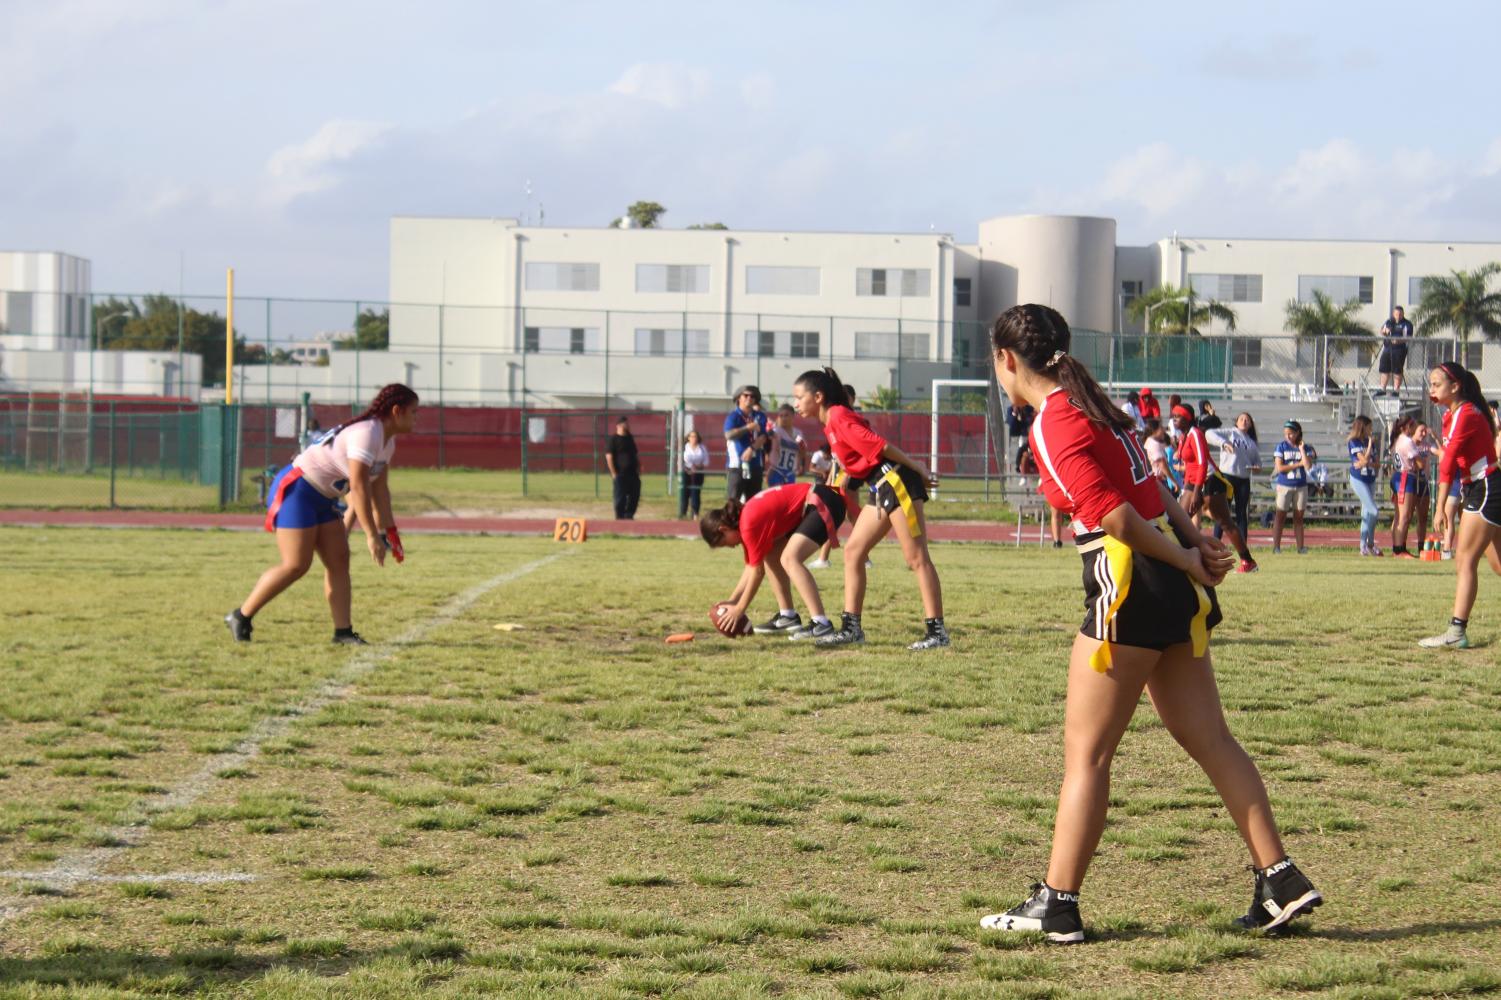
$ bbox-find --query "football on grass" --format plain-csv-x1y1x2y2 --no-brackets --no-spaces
710,602,753,638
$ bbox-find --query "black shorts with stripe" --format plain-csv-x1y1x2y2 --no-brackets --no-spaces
1462,470,1501,526
855,462,929,516
792,484,848,546
1077,526,1223,652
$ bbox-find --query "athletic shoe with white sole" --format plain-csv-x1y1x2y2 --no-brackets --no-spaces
814,614,865,648
788,620,836,641
1418,624,1470,649
807,558,831,569
332,629,369,646
979,883,1084,944
753,612,803,635
1231,858,1322,933
224,610,252,643
908,622,951,650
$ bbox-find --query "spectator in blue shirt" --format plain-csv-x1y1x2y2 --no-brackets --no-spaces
1272,420,1315,554
724,385,771,502
1377,306,1415,396
1347,415,1382,556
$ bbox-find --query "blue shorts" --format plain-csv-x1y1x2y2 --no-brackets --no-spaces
767,469,798,487
1449,477,1463,499
1391,471,1429,500
267,466,341,530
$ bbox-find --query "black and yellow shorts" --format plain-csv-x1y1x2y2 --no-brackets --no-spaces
1076,520,1222,672
858,462,928,537
1200,470,1231,498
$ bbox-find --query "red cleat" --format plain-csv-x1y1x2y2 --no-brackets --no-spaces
1237,559,1258,573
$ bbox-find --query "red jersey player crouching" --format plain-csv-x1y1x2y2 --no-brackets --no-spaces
1418,361,1501,649
791,368,948,650
226,384,418,645
979,304,1320,943
699,481,848,641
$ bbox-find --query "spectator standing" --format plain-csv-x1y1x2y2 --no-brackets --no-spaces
1388,417,1429,558
1138,387,1161,422
1121,392,1145,433
605,416,641,519
679,430,709,519
1347,416,1383,556
1377,306,1414,396
724,385,770,502
1174,405,1258,573
767,405,807,487
1142,419,1175,491
1208,413,1261,543
1272,420,1315,554
1006,402,1036,438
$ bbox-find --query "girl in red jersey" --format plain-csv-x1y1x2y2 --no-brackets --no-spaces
1171,405,1258,573
1418,362,1501,649
699,481,847,641
791,368,947,650
978,305,1319,943
227,384,418,645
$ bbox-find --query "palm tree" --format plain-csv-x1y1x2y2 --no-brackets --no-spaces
1284,290,1374,389
1412,264,1501,356
863,385,903,411
1125,284,1237,337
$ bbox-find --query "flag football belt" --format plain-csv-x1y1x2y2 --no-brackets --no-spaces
1075,515,1211,673
264,466,305,532
877,465,922,538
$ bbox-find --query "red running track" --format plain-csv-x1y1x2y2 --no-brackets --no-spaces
0,508,1369,547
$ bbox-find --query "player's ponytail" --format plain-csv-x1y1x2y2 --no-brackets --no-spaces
699,498,743,546
794,368,852,409
349,383,420,426
991,304,1133,432
1436,361,1496,435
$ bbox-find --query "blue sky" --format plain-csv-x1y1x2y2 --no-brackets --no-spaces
4,0,1499,300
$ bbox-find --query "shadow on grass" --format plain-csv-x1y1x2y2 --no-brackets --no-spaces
1306,918,1501,943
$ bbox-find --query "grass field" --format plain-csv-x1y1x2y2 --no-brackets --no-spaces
0,468,1019,522
1,527,1498,999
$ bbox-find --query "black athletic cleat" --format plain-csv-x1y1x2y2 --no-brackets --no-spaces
814,613,865,648
1232,858,1322,933
980,883,1085,944
909,622,951,650
788,620,836,642
224,610,252,643
332,629,369,646
753,611,803,635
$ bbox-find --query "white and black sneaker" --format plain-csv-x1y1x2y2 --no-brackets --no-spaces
789,620,836,642
753,612,803,635
224,610,252,643
979,883,1084,944
909,619,950,650
332,629,369,646
1232,858,1322,933
814,613,865,648
1417,624,1469,649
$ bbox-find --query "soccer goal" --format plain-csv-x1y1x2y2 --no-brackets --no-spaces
927,377,1009,502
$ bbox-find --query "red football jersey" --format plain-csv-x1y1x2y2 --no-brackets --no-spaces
1178,425,1215,487
1030,388,1164,533
823,406,887,481
1439,401,1496,485
739,482,813,566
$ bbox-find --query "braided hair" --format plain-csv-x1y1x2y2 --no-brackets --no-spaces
699,498,744,546
793,368,853,409
990,304,1132,431
349,383,419,426
1434,361,1497,435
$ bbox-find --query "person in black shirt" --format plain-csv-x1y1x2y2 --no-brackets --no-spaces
606,416,641,519
1378,306,1415,396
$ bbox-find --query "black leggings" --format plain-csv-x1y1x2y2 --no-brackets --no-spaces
1213,474,1251,542
679,471,704,517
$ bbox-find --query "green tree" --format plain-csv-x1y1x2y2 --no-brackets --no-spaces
334,308,389,351
1412,264,1501,350
687,222,728,230
93,295,238,386
1125,284,1237,336
863,385,903,411
1283,289,1374,339
625,201,666,229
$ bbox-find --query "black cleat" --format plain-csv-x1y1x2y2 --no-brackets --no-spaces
1232,858,1322,933
814,613,865,648
225,610,252,643
909,622,951,650
753,611,803,635
332,629,369,646
980,882,1084,944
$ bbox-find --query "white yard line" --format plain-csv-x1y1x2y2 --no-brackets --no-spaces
0,550,569,922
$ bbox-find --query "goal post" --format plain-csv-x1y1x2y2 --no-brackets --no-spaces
928,378,1008,501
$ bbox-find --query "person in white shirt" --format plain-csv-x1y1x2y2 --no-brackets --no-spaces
226,383,419,645
1207,413,1261,543
679,430,710,519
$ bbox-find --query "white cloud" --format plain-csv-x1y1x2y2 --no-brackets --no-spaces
264,120,394,205
1095,143,1210,217
607,62,710,110
738,73,776,110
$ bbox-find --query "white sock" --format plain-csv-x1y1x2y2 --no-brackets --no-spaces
813,616,831,626
780,608,796,617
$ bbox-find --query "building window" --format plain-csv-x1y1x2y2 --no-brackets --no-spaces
854,332,930,360
857,268,932,297
1408,276,1431,308
953,277,972,308
4,291,34,335
1120,279,1143,312
1189,273,1263,303
1297,275,1375,305
635,264,710,294
1465,341,1484,371
523,326,599,353
633,328,711,356
1231,338,1262,368
745,265,820,295
524,262,600,292
789,331,820,358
